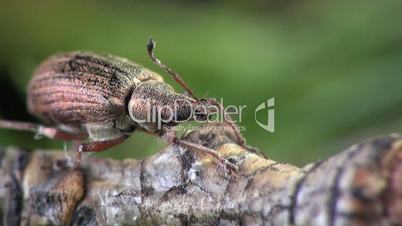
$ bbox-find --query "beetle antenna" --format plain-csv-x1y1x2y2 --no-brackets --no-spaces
202,90,210,99
147,38,197,100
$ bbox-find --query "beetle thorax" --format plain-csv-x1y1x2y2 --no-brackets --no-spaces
127,80,203,133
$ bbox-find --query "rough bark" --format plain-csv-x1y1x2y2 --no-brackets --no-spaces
0,123,401,226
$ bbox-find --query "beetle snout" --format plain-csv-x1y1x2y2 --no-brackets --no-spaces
193,98,217,121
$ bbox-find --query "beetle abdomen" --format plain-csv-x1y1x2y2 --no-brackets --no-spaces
27,52,163,125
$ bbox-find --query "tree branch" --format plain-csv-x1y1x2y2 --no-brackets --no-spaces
0,123,401,226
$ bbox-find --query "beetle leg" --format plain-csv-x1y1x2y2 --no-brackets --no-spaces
78,135,129,153
0,119,87,140
207,99,264,156
175,138,239,172
74,135,129,165
161,127,238,172
0,119,38,132
37,126,87,140
74,135,128,163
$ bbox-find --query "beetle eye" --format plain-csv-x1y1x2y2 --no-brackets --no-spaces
199,98,208,104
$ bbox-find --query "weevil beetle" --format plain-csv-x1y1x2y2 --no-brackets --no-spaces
0,39,246,168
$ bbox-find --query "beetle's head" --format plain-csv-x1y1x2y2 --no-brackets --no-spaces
128,80,216,133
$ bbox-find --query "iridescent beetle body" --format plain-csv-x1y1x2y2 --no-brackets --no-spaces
28,52,162,141
0,39,245,170
29,52,162,126
27,50,208,148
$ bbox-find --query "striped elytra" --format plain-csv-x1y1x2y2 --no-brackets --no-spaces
27,52,164,125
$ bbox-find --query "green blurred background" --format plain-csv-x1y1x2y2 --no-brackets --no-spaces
0,0,401,166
